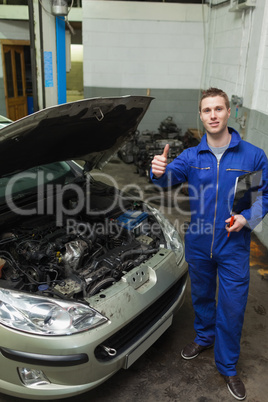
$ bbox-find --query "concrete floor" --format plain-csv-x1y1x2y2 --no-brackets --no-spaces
0,157,267,402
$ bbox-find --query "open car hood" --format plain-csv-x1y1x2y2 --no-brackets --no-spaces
0,96,152,176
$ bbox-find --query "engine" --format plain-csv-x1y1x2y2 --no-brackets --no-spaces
0,210,161,300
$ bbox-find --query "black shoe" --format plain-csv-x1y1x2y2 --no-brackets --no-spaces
181,341,213,360
224,375,246,400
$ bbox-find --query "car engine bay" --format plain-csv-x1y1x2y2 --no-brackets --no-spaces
0,179,164,300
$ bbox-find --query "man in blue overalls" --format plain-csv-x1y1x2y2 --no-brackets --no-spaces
151,88,268,401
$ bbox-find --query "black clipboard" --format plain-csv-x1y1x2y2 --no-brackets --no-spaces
231,170,262,214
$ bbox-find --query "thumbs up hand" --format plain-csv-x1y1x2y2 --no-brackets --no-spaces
151,144,170,178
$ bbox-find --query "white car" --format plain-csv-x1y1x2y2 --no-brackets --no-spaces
0,96,188,400
0,115,12,130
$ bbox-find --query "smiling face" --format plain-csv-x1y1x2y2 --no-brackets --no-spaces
199,95,231,143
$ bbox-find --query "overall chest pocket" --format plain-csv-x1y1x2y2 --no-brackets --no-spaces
226,168,252,174
189,165,213,188
224,168,254,198
224,168,253,189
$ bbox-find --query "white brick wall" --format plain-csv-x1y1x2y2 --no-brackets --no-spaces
253,1,268,114
83,1,207,90
204,0,268,115
0,20,29,40
204,4,253,100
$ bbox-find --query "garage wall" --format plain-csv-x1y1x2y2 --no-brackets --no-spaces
203,0,268,246
82,1,208,134
204,0,268,110
0,20,30,116
251,1,268,115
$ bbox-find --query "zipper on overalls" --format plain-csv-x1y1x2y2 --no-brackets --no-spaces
210,158,220,259
190,166,211,170
226,168,252,173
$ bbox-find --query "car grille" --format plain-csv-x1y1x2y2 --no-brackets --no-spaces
94,272,188,361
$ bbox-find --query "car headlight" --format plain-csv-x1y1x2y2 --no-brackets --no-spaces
0,288,108,336
147,204,184,264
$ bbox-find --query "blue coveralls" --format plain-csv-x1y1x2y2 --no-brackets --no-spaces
151,128,268,376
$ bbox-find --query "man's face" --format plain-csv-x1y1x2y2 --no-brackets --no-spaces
199,96,231,136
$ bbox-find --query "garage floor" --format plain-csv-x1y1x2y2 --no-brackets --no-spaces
0,157,267,402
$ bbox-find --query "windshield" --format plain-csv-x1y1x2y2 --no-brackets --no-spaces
0,161,76,205
0,115,12,129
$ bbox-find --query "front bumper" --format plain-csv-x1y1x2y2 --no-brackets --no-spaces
0,249,188,400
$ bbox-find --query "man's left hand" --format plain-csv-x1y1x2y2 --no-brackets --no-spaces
225,214,247,234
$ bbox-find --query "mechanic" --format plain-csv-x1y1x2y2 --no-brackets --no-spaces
150,87,268,401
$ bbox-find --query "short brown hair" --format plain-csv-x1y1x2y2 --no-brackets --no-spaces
199,87,230,112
